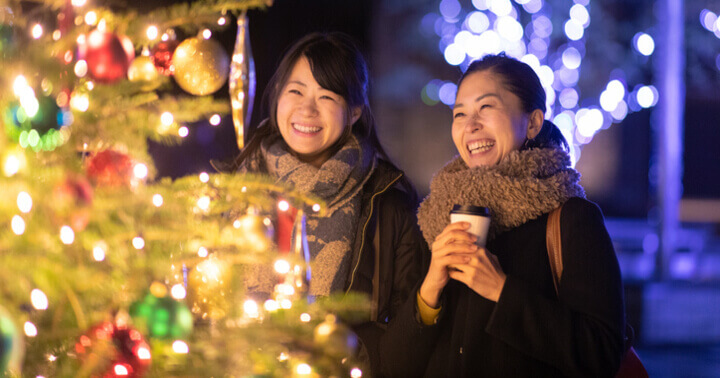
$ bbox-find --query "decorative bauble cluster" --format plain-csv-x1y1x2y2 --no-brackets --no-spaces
74,321,151,377
79,30,135,84
85,149,134,187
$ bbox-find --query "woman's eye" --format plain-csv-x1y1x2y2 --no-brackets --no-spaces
453,112,465,119
288,89,302,95
480,104,492,109
320,95,336,101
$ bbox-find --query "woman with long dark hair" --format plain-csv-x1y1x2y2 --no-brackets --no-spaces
233,32,426,375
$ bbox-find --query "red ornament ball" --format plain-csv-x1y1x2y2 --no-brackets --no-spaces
86,149,134,187
74,321,151,377
80,30,134,83
151,40,179,76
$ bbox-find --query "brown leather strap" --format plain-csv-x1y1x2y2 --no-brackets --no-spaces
546,205,564,296
371,211,381,322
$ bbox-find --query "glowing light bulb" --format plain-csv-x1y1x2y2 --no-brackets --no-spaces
244,299,260,318
133,163,148,180
31,288,49,310
312,204,321,212
275,260,291,274
218,17,227,26
31,24,43,39
70,92,90,112
172,340,189,354
60,226,75,245
264,299,279,312
11,215,25,235
72,0,87,6
136,346,151,360
197,246,208,257
113,364,129,376
146,26,159,40
84,11,97,26
300,313,311,322
132,236,145,249
202,29,212,39
17,192,32,213
199,172,209,182
351,368,363,378
152,194,164,207
24,321,38,337
280,299,292,309
197,196,210,211
93,242,107,261
178,126,189,137
296,363,312,375
161,112,174,126
4,154,21,176
209,114,221,126
171,284,186,299
278,200,290,212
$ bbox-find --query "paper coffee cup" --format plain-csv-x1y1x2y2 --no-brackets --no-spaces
450,204,491,247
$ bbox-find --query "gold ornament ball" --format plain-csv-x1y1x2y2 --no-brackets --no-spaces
128,56,160,90
313,314,359,359
172,37,229,96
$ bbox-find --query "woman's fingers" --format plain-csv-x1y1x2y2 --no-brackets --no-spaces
433,222,477,248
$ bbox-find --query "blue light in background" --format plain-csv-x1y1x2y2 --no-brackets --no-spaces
466,11,490,33
559,88,579,109
700,9,717,31
569,4,590,27
438,82,457,106
633,32,655,56
439,0,462,20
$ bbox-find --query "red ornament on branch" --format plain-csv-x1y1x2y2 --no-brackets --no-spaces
86,150,134,187
79,30,135,83
74,321,151,377
151,40,179,76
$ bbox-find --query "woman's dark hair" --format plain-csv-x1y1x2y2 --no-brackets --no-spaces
458,53,569,152
233,32,417,203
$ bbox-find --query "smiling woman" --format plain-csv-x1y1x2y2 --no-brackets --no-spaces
224,32,426,376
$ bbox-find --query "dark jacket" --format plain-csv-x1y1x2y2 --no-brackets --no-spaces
346,159,428,376
379,197,625,378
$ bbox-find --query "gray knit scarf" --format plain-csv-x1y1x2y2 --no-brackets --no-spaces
417,148,585,246
240,133,377,296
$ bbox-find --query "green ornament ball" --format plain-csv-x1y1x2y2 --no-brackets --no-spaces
0,306,24,374
130,294,193,340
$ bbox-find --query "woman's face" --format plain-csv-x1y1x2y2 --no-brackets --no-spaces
451,70,541,168
276,56,360,168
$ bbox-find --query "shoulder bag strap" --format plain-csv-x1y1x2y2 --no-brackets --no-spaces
546,204,564,296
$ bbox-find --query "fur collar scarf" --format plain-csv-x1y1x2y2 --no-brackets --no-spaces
417,148,585,246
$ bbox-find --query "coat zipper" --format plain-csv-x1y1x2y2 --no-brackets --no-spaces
345,173,403,295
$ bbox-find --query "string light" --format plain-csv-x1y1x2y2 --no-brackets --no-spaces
199,172,209,182
153,194,164,207
11,215,25,235
300,313,311,322
244,299,260,318
278,200,290,212
312,204,321,212
351,368,363,378
296,363,312,376
31,288,49,310
146,25,159,40
197,246,209,257
93,242,107,261
133,163,149,180
197,196,210,211
209,114,221,125
161,112,174,126
264,299,279,312
178,126,189,137
60,226,75,245
24,321,38,337
132,236,145,250
31,24,43,39
84,11,98,26
201,29,212,39
274,259,291,274
172,340,189,354
17,192,32,213
170,284,186,299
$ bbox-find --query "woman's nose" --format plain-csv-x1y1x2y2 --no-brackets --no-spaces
299,97,319,115
465,115,481,132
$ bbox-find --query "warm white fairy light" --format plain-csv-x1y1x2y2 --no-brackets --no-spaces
152,194,164,207
11,215,25,235
202,29,212,39
47,354,56,362
24,321,38,337
264,299,279,312
97,19,107,31
300,313,311,322
209,114,221,126
136,346,151,360
161,33,169,42
133,163,148,180
113,364,129,376
74,60,88,77
280,299,292,309
178,126,189,137
217,17,227,26
278,352,289,361
4,154,21,176
274,259,291,274
276,283,295,296
199,172,209,182
170,284,186,299
197,196,210,211
93,242,107,261
132,236,145,250
244,299,260,318
13,75,31,97
85,81,94,90
31,24,43,39
60,226,75,245
31,289,49,310
70,92,90,112
72,0,87,6
160,111,174,126
84,11,97,26
146,25,159,40
312,204,321,212
350,367,363,378
172,340,189,354
17,192,32,213
278,200,290,212
296,363,312,375
197,246,208,257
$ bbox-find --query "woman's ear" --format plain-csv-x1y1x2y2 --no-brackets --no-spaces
527,109,544,139
349,106,362,126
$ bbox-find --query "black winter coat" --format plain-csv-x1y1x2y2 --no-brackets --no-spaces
379,197,625,378
345,160,428,376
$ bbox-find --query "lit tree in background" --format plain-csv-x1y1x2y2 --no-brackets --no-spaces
0,1,366,376
420,0,720,166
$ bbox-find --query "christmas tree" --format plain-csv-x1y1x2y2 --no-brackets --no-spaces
1,1,367,376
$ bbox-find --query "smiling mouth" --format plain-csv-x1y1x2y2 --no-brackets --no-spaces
293,123,322,134
467,140,494,154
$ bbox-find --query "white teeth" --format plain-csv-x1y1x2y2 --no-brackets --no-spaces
293,124,321,133
467,141,494,154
